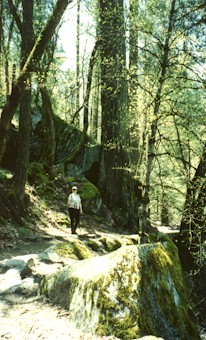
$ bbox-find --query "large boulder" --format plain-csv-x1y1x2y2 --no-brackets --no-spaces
82,144,101,185
40,240,200,340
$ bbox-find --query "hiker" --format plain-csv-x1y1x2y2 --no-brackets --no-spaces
67,186,83,234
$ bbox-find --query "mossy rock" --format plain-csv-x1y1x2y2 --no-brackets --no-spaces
85,239,107,254
86,234,140,254
28,162,49,186
122,234,141,245
79,181,100,200
56,214,70,228
138,241,199,339
55,239,93,260
41,242,200,340
99,236,122,252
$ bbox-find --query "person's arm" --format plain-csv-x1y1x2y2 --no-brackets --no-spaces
67,194,72,207
79,200,83,214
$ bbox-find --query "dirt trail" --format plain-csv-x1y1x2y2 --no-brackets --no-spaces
0,223,120,340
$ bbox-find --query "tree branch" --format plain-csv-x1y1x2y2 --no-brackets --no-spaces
8,0,23,35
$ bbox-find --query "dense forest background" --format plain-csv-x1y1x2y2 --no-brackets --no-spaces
0,0,206,272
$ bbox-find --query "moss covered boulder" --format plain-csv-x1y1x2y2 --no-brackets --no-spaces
40,241,200,340
55,239,93,260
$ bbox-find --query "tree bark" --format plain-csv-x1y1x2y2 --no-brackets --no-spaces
98,0,139,229
0,0,73,164
76,0,80,118
11,0,33,203
40,86,56,176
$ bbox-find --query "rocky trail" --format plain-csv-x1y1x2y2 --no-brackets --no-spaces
0,218,124,340
0,216,205,340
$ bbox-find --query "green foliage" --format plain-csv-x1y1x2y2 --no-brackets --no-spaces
0,169,12,181
27,162,55,201
28,162,49,186
0,0,205,269
19,227,30,237
130,0,206,231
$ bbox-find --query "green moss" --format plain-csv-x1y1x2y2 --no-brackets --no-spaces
28,162,49,186
85,239,105,253
0,216,6,226
99,236,122,253
79,181,100,201
19,227,30,237
138,242,200,339
57,215,70,228
55,240,92,260
123,235,141,246
92,214,104,223
40,241,199,340
66,176,76,184
0,168,12,181
40,272,59,297
94,257,141,339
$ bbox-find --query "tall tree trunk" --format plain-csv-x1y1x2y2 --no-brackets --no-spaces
76,0,80,122
12,0,33,203
40,86,56,176
0,0,4,99
129,0,138,72
98,0,139,229
129,0,140,169
0,0,73,164
0,0,15,100
178,144,206,271
90,56,101,142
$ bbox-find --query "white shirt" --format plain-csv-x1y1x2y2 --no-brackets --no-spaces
68,193,82,210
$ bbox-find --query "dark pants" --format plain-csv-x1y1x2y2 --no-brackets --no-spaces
68,208,80,233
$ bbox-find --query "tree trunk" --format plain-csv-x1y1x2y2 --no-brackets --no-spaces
129,0,139,167
40,86,56,176
76,0,80,120
129,0,139,71
12,0,33,204
90,59,101,142
98,0,139,230
0,0,73,164
0,0,15,100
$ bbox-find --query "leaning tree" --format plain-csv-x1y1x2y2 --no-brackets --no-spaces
0,0,73,209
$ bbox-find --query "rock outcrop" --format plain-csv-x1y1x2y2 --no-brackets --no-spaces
40,238,200,340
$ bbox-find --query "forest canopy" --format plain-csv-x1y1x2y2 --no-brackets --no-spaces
0,0,206,271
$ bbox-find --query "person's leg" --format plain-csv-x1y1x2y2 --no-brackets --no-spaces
73,209,80,233
69,208,76,234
